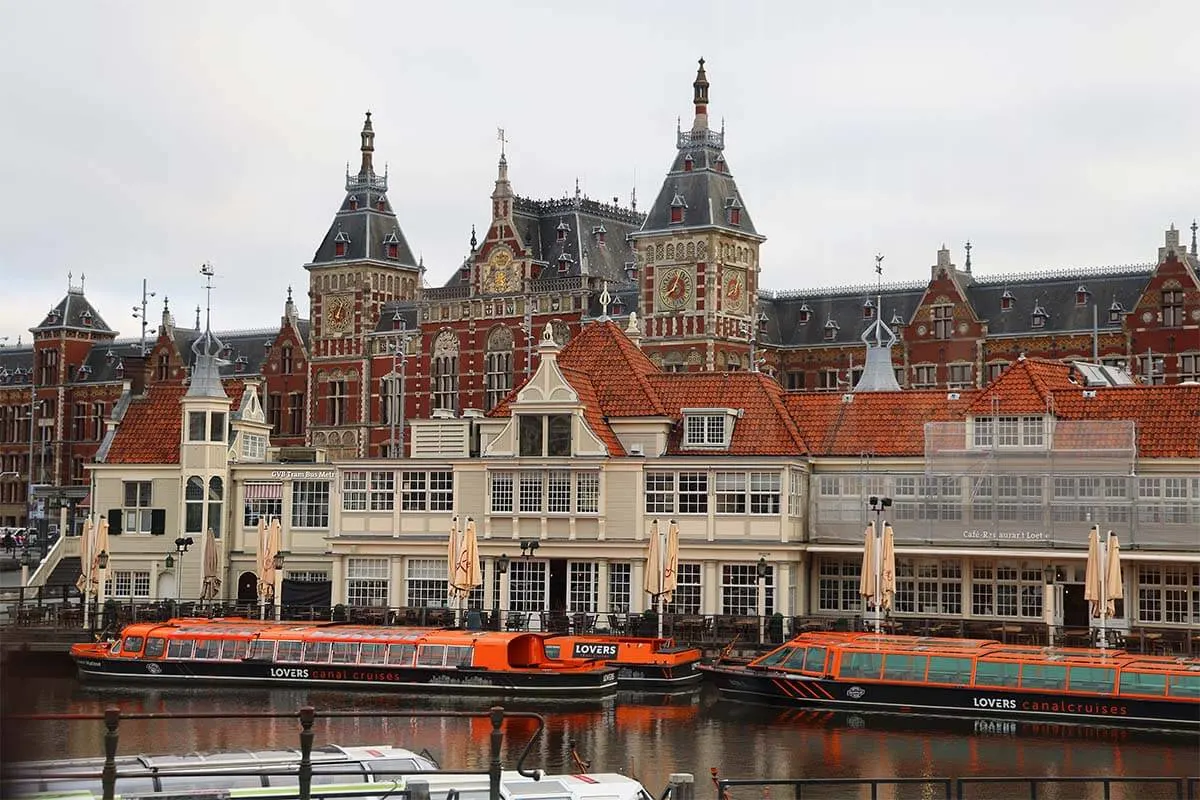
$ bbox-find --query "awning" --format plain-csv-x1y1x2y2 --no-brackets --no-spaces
244,483,283,500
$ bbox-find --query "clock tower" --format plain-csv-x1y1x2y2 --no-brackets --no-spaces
304,112,422,458
632,60,767,372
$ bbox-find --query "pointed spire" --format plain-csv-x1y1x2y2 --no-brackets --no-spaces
359,111,375,176
574,177,581,204
188,263,228,399
856,253,901,393
195,305,201,331
692,57,710,132
284,285,298,324
491,130,514,220
964,240,973,273
1191,219,1198,257
470,224,478,251
161,295,174,335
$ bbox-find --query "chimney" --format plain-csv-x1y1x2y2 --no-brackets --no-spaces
122,354,151,396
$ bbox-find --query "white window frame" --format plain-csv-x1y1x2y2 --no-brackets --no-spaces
347,557,389,607
681,408,736,450
123,481,153,533
291,480,330,529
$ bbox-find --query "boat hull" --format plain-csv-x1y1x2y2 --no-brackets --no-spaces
700,663,1200,731
546,635,703,689
74,655,619,697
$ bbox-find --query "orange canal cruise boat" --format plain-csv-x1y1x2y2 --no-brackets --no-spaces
543,634,702,689
700,631,1200,730
71,618,619,697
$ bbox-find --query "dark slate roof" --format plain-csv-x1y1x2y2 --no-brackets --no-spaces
762,284,926,348
308,202,419,267
967,266,1152,336
584,284,640,319
0,346,32,386
373,301,420,334
31,289,117,335
638,135,761,239
165,325,308,378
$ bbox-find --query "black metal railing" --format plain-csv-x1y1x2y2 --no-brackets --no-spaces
4,705,545,800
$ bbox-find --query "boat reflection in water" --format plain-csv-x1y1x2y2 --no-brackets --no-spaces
3,679,1195,798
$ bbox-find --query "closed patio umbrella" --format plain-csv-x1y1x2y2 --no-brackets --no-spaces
260,518,281,603
199,528,222,602
662,519,680,605
859,521,877,609
75,517,94,596
455,516,483,598
1104,531,1123,619
643,518,663,598
880,523,897,612
447,515,462,601
1084,525,1102,618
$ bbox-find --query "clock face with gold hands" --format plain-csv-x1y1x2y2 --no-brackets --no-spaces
658,267,694,310
325,294,353,335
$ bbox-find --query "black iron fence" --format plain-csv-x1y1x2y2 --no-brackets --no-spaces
712,774,1200,800
3,705,545,800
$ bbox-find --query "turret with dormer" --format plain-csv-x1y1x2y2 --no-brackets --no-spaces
178,301,232,542
633,59,766,373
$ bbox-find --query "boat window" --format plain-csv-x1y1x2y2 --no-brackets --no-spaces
756,647,793,668
782,648,809,670
803,647,827,673
882,654,929,682
123,636,145,653
247,640,276,661
973,660,1019,687
277,641,304,662
304,641,332,663
446,645,473,666
221,640,249,660
1067,666,1115,693
194,639,220,660
1119,670,1166,696
331,642,359,663
838,651,883,679
159,773,263,791
144,638,166,658
388,644,416,666
418,645,446,667
360,643,387,664
1020,663,1067,690
166,639,194,659
367,758,423,776
1168,674,1200,698
926,656,972,684
109,640,122,655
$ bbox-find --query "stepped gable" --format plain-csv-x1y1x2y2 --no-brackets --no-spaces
1051,384,1200,459
762,282,926,348
649,371,808,456
786,390,974,457
967,357,1077,415
639,60,761,238
106,381,246,464
32,285,116,335
308,112,418,267
969,265,1151,335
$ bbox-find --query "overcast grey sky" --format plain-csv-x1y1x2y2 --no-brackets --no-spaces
1,1,1197,344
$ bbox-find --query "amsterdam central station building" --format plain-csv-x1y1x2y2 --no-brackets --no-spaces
3,61,1198,640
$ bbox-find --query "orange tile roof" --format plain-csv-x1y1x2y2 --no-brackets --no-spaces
1050,385,1200,458
107,382,242,464
648,372,809,455
786,390,977,456
558,321,665,417
559,366,626,456
968,357,1076,414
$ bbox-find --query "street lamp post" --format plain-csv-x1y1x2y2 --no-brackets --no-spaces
867,495,892,634
388,316,416,458
272,550,286,621
494,554,509,630
755,555,769,643
173,536,193,603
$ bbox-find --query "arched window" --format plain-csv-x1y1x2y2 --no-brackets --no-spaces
431,330,460,413
208,476,224,536
185,476,204,533
485,326,514,411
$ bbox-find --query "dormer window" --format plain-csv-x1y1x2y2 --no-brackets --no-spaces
890,310,905,326
681,407,738,450
683,153,694,172
383,232,400,260
1000,289,1015,311
612,297,625,315
460,264,470,282
592,225,606,247
863,299,875,319
798,302,811,324
115,361,124,377
391,312,406,332
557,252,574,274
556,220,570,242
348,195,359,211
670,193,687,225
1075,285,1090,305
715,154,726,173
47,307,60,323
725,196,742,226
105,349,117,366
333,229,351,258
624,262,638,281
234,355,248,373
824,318,839,341
76,365,92,381
1108,300,1124,324
376,196,386,211
1031,302,1048,328
81,310,93,327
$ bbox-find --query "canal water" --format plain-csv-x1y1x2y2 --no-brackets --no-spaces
2,674,1196,799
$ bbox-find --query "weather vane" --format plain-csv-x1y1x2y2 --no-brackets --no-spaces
497,127,507,158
